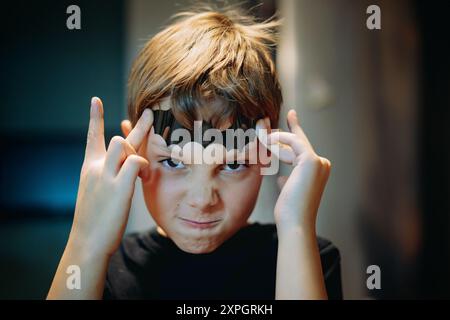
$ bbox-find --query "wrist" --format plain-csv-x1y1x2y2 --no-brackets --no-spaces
276,222,317,240
65,235,111,265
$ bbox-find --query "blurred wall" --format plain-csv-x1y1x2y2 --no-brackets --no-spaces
277,0,420,299
278,0,366,299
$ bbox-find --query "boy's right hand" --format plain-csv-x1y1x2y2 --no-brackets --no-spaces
67,97,153,259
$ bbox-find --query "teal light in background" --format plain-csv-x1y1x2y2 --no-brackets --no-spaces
0,0,126,134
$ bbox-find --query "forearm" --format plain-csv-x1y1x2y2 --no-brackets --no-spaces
47,239,110,300
275,225,327,300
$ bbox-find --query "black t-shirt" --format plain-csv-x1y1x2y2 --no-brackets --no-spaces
103,223,342,299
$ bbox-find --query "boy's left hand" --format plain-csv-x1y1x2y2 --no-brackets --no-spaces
266,109,331,234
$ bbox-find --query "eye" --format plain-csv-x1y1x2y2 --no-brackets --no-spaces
222,161,248,173
159,158,186,170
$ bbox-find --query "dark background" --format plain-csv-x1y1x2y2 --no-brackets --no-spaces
0,0,125,298
416,0,450,299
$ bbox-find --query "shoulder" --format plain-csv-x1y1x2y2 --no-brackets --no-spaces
104,230,158,299
109,229,158,268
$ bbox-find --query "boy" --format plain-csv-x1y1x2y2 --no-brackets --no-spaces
48,6,342,300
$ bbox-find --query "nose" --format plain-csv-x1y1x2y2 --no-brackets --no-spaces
186,179,219,211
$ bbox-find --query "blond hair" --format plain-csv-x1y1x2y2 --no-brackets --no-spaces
127,4,282,129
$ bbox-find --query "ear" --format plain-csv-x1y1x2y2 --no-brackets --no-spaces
121,120,132,138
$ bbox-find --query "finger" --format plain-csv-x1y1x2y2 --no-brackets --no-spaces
277,176,289,191
277,144,296,164
268,131,309,155
286,109,313,148
121,120,132,138
262,138,296,165
149,126,173,156
117,154,149,189
126,109,153,151
104,136,136,176
85,97,106,161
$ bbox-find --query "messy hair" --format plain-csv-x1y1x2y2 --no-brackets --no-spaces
127,3,283,129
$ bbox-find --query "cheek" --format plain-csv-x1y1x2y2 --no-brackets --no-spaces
219,172,263,217
142,166,185,218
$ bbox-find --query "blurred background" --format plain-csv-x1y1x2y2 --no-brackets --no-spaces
0,0,448,299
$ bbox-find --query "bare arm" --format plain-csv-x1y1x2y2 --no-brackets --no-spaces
47,241,109,299
276,225,327,299
261,109,331,299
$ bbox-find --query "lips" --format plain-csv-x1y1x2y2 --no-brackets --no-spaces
178,217,222,229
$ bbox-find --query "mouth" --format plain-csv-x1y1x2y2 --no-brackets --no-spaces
178,217,222,229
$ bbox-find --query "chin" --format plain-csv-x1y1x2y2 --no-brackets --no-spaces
173,235,224,254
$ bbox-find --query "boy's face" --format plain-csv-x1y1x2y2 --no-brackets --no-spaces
138,98,266,254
